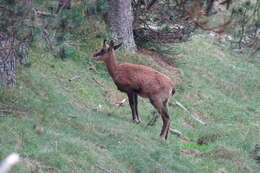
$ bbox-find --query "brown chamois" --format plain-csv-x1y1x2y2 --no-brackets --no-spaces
93,40,175,140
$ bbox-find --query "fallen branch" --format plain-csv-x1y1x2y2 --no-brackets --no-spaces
95,164,112,173
33,8,56,17
146,111,159,127
175,100,206,125
89,65,97,72
69,75,80,82
170,128,189,141
114,98,127,107
92,77,104,88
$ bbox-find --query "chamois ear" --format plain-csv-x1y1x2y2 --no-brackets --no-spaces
109,40,114,47
114,43,122,50
103,39,108,48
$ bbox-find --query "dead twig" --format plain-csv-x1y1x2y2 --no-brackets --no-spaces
92,77,104,88
89,65,97,72
175,100,206,125
95,164,113,173
33,8,56,17
114,98,127,107
146,111,159,127
69,75,80,82
170,128,189,141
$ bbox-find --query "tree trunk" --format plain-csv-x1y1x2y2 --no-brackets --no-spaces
23,0,32,7
0,33,16,88
107,0,137,52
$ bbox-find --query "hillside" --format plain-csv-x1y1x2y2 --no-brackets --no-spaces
0,20,260,173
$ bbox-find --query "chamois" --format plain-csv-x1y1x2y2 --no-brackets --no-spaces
93,40,175,140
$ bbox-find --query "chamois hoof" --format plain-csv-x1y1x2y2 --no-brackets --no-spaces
160,136,167,142
133,119,141,124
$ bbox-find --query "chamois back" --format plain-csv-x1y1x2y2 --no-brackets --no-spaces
114,63,174,99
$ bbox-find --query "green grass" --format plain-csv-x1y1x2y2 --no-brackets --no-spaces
0,23,259,173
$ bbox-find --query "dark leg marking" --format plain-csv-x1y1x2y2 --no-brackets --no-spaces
127,92,136,121
133,93,141,122
162,99,171,139
150,98,171,140
127,92,140,123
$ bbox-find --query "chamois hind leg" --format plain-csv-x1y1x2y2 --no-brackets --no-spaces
133,93,141,122
162,100,171,139
150,98,171,140
127,92,140,124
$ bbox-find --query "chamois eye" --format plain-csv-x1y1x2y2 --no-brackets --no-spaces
102,49,105,53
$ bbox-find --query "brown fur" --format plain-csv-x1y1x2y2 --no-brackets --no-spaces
114,63,173,97
93,40,175,140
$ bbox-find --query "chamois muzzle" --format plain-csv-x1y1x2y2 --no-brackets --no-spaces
93,52,100,60
92,40,122,61
93,49,105,60
93,39,109,60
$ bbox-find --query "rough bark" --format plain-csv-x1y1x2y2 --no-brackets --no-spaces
23,0,32,7
107,0,137,52
0,33,17,88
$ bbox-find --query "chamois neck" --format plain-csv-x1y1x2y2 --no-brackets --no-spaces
104,51,118,79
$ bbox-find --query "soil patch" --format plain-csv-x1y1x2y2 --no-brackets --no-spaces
139,48,182,83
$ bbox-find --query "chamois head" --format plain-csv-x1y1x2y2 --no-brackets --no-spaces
93,39,122,61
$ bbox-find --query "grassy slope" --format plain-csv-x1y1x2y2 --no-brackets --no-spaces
169,35,260,173
0,22,259,173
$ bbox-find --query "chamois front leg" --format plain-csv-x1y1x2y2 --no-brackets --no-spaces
127,92,140,124
133,93,142,123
